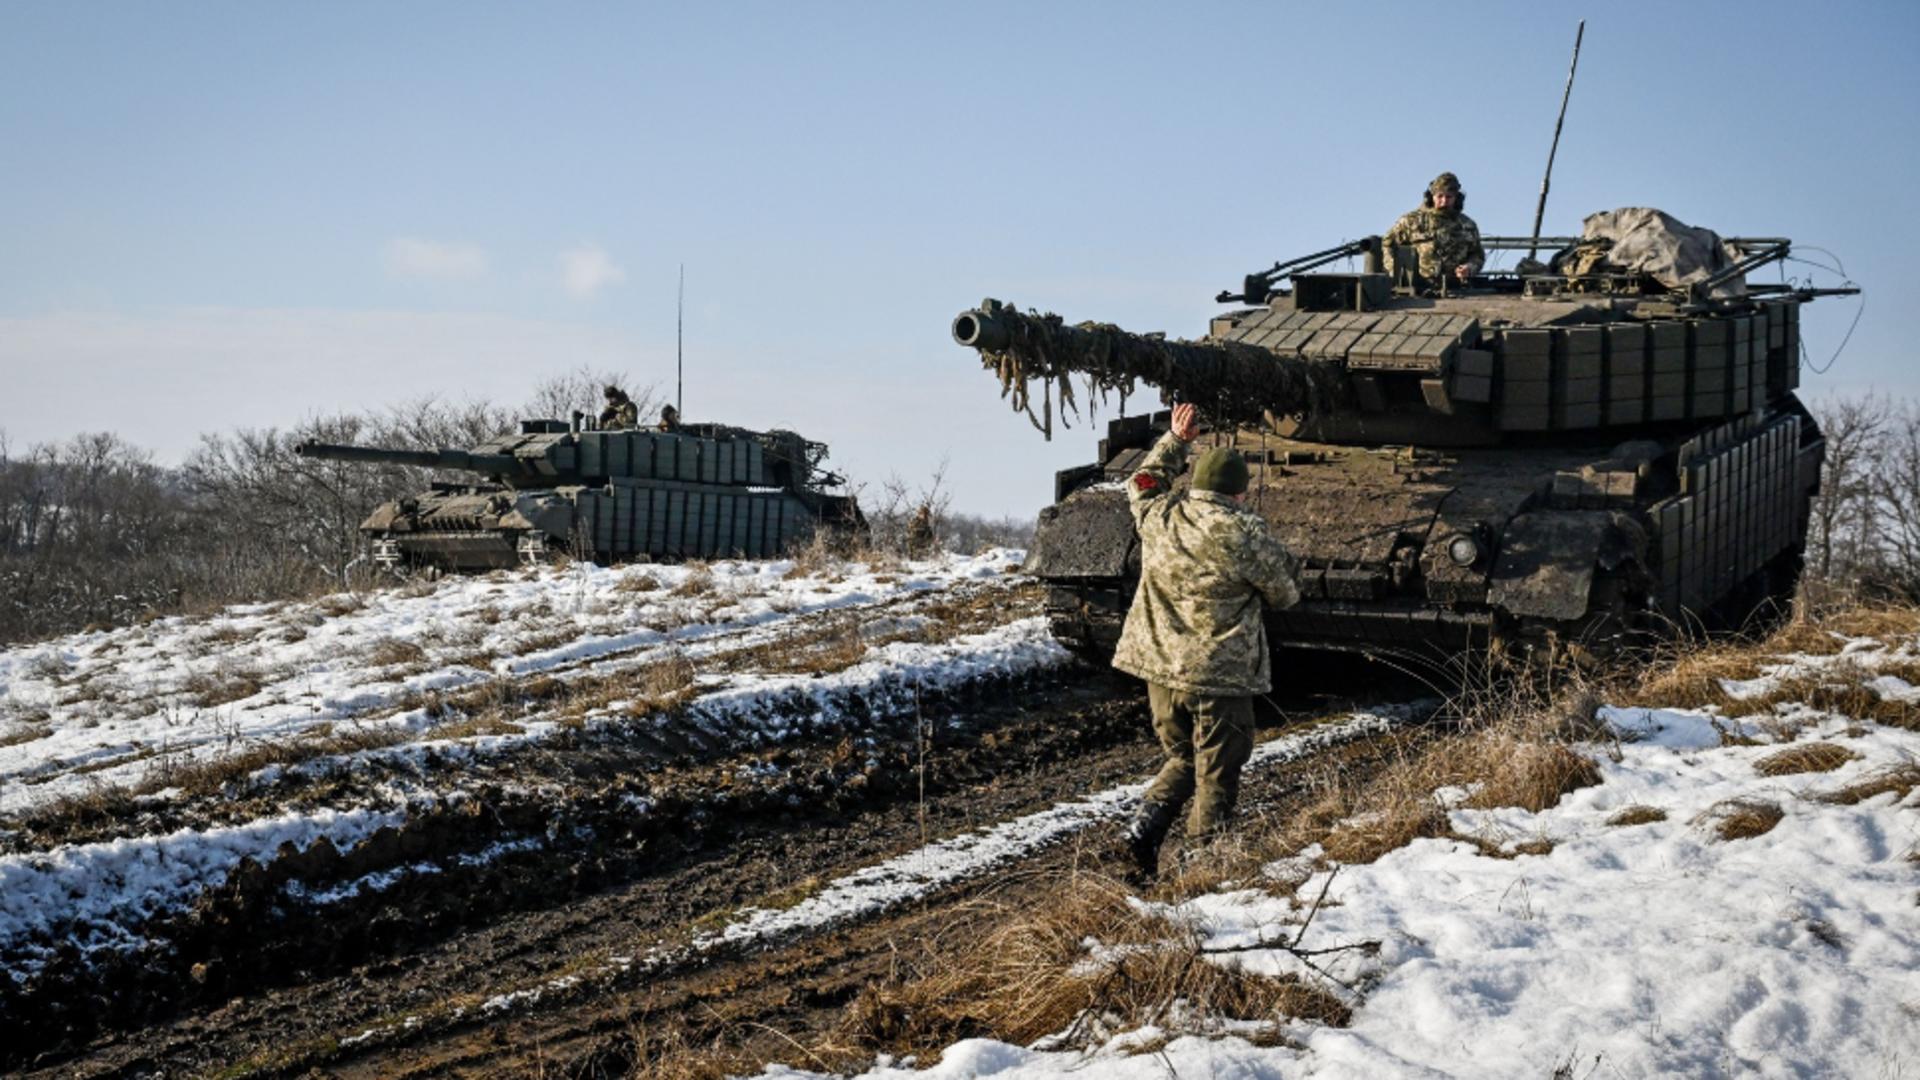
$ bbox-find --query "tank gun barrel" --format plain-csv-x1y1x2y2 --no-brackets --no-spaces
952,299,1350,438
292,442,518,476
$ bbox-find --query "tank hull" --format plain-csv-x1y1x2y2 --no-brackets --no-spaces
1031,399,1821,668
363,481,861,572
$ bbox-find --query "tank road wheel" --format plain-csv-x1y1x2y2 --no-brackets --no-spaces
520,532,559,567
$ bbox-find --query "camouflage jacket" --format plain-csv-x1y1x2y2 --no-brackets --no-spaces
600,401,639,429
1382,207,1486,281
1111,433,1300,696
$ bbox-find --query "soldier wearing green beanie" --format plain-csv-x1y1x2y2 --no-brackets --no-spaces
1112,403,1301,883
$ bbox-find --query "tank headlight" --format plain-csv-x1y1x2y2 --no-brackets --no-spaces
1445,533,1481,567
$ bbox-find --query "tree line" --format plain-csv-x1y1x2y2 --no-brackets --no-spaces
0,371,1031,645
1803,394,1920,604
10,382,1900,648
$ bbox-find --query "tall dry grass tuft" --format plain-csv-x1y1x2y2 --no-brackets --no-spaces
1754,742,1857,776
837,870,1346,1062
671,563,715,598
1624,598,1920,724
1606,805,1667,827
635,652,699,712
1694,798,1785,842
1814,763,1920,805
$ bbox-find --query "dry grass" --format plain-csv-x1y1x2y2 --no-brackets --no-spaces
1606,804,1668,827
1622,600,1920,728
422,715,526,740
194,624,249,649
141,724,409,797
1754,742,1858,777
1694,798,1785,842
365,636,428,668
183,666,267,708
781,535,841,580
836,872,1346,1062
616,572,665,594
634,653,699,712
745,622,870,677
1813,763,1920,806
671,564,716,598
1626,643,1765,713
0,723,53,749
314,593,365,618
1277,714,1601,869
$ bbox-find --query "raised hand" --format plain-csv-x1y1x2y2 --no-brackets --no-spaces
1170,402,1200,442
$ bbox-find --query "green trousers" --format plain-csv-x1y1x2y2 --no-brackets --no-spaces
1143,683,1255,838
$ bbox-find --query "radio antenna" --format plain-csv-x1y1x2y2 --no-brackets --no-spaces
1529,20,1585,260
676,263,684,415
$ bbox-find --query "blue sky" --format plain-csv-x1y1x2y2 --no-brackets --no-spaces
2,2,1913,517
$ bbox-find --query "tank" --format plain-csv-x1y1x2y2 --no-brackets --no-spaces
295,419,863,571
954,224,1858,668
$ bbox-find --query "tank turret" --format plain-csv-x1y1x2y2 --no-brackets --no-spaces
962,213,1859,669
296,418,862,572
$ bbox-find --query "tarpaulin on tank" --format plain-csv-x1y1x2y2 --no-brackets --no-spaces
1560,208,1745,299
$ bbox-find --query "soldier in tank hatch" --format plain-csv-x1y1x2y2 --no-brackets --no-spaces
600,386,639,429
1115,403,1301,883
658,404,680,432
1383,171,1486,287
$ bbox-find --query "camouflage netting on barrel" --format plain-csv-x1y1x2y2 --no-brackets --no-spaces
952,299,1351,439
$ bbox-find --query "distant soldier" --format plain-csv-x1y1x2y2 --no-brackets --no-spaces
1382,171,1486,287
1116,403,1300,882
600,386,639,429
905,503,936,557
658,404,680,433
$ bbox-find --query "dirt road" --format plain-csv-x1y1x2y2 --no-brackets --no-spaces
19,652,1423,1078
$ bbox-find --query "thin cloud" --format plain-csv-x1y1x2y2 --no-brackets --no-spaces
559,244,626,298
383,237,490,281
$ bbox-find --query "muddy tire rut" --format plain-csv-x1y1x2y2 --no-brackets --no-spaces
18,664,1424,1079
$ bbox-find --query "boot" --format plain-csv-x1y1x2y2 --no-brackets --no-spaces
1123,800,1177,884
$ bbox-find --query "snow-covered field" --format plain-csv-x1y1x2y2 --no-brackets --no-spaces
0,550,1068,982
767,629,1920,1080
0,550,1037,816
6,557,1918,1079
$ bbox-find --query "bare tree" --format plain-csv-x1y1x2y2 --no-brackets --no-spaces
1875,403,1920,596
1807,394,1890,584
858,459,954,557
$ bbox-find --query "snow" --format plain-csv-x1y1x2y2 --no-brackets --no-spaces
338,712,1410,1045
0,805,404,978
0,549,1028,814
0,551,1072,981
695,712,1407,955
771,692,1920,1080
8,555,1920,1076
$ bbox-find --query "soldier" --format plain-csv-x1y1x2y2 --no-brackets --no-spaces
658,404,680,433
1382,171,1486,287
905,503,936,557
1115,403,1300,882
600,386,639,429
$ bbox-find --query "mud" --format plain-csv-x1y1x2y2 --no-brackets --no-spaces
15,656,1427,1078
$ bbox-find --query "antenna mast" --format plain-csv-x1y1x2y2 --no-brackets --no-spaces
676,263,684,415
1529,20,1585,260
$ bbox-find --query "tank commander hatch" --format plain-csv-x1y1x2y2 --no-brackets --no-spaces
1116,403,1301,883
599,385,639,429
1382,171,1486,287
